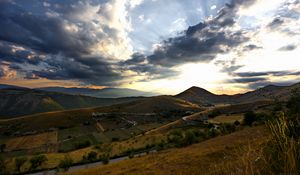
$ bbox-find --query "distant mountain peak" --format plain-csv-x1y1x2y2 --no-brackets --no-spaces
179,86,215,96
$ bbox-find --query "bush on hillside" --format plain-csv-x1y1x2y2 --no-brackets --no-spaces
287,88,300,115
243,111,256,126
58,155,73,171
0,144,6,153
0,156,6,174
15,157,27,172
87,151,98,162
74,140,91,149
99,154,110,164
30,155,47,170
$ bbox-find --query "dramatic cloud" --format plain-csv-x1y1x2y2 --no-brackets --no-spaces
0,67,4,78
0,0,134,86
232,77,267,83
0,0,299,94
235,71,300,77
138,0,256,68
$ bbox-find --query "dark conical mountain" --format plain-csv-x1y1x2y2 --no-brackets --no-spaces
175,82,300,105
175,86,221,106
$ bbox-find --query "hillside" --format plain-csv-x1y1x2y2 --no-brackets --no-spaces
0,95,202,134
64,126,269,175
0,88,144,118
175,82,300,105
94,95,202,113
37,86,158,98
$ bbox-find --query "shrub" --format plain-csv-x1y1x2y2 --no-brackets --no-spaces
74,140,91,149
208,110,221,118
156,140,167,150
220,123,236,134
15,157,27,172
30,155,47,170
58,155,73,171
0,144,6,153
182,130,197,146
234,120,240,126
287,88,300,115
243,111,256,126
167,130,184,147
99,154,110,164
81,155,88,163
111,137,119,142
0,156,6,174
128,150,134,159
87,151,98,162
208,128,220,137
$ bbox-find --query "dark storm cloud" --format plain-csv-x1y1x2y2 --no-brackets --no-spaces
225,70,300,88
0,67,4,77
278,44,297,51
0,2,93,57
0,41,42,65
0,0,259,85
235,71,300,77
232,77,267,83
248,80,300,90
0,0,123,85
127,0,257,68
214,59,244,75
32,55,122,86
120,53,179,81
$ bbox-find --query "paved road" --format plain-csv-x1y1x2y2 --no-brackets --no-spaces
27,151,155,175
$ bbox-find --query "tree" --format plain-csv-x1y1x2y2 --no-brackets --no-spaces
87,151,98,162
234,120,240,126
58,155,73,171
287,88,300,115
99,154,110,164
30,155,47,170
0,156,6,174
243,111,256,126
0,144,6,153
15,157,27,172
183,130,197,146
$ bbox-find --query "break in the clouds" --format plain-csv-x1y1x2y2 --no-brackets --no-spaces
0,0,299,94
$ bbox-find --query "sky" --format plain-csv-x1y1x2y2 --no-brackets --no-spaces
0,0,299,95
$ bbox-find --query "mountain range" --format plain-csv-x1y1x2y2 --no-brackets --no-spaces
0,88,145,118
0,82,299,119
37,87,158,98
175,83,300,105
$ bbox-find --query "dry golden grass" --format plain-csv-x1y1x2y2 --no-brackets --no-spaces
5,131,57,151
146,110,211,134
62,126,270,175
208,114,244,124
4,130,165,173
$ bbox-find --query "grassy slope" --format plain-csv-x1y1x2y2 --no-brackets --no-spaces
64,126,270,175
0,89,144,119
0,96,201,133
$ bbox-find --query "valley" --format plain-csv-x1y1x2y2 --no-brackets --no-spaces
0,83,299,174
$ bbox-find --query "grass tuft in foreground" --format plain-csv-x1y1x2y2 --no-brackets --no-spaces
265,112,300,174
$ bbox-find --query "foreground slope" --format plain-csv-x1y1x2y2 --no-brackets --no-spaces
64,126,269,175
